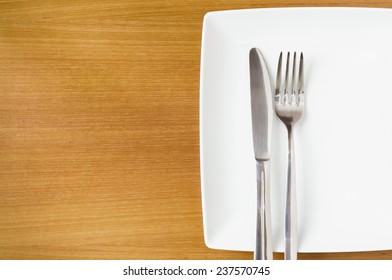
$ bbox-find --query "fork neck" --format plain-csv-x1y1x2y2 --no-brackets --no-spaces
286,124,295,157
285,123,293,136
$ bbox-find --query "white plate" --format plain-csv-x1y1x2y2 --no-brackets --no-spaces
200,7,392,253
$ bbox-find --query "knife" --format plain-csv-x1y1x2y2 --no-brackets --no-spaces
249,48,273,260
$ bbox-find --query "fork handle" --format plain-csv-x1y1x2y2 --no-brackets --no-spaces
285,126,297,260
254,160,273,260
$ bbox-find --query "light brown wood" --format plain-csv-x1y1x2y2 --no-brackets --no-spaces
0,0,391,260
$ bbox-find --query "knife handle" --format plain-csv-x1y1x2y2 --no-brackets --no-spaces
254,160,273,260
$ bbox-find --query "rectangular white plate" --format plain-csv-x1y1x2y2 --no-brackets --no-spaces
200,7,392,253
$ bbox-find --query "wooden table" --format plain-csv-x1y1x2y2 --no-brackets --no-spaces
1,0,391,260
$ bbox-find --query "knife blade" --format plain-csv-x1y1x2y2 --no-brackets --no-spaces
249,48,273,260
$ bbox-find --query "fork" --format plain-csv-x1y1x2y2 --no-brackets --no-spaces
274,52,304,260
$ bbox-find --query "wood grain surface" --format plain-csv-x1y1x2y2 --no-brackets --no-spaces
1,0,392,259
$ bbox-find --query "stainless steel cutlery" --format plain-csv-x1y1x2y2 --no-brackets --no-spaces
249,48,274,260
275,52,304,260
249,49,304,260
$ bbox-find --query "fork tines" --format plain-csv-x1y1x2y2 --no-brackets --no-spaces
275,52,304,105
